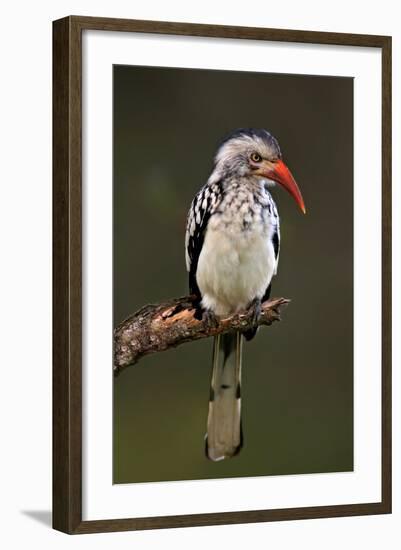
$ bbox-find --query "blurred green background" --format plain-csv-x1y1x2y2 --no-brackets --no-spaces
113,65,353,484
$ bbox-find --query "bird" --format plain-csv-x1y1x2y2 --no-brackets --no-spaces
185,128,305,462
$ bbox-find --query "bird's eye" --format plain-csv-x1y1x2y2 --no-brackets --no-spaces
250,153,262,163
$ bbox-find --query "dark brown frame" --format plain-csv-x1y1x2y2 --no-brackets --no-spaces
53,15,392,534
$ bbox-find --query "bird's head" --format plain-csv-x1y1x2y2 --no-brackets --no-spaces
214,128,306,214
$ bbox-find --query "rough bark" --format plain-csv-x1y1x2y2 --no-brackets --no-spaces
114,296,289,376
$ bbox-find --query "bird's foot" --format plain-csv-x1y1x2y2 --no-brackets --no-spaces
247,297,262,327
242,298,262,341
202,309,219,330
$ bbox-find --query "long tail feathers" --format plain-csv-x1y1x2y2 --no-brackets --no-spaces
205,332,243,461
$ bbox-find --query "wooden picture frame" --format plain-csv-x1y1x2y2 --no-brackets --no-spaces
53,15,392,534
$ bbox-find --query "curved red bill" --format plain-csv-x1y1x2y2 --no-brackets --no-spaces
267,159,306,214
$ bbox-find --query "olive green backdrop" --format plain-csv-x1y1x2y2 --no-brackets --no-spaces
113,65,353,484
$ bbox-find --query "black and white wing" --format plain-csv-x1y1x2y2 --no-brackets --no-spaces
271,200,281,275
247,199,280,340
185,182,221,299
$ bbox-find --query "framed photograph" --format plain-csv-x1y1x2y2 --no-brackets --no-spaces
53,16,392,534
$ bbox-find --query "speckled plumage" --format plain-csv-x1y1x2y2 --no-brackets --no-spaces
190,176,279,316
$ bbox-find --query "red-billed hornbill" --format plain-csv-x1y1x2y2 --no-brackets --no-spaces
185,128,305,461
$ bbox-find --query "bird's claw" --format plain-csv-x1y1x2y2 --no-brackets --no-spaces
203,310,219,330
248,298,262,327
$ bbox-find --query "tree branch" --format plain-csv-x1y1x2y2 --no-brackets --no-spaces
114,296,289,376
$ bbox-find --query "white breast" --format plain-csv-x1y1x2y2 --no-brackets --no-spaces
196,216,277,317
